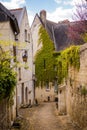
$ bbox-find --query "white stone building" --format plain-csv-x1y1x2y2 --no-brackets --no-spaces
10,7,34,107
0,3,19,129
31,10,56,103
0,3,34,128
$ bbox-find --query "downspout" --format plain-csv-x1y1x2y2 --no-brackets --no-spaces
30,30,35,104
52,26,57,51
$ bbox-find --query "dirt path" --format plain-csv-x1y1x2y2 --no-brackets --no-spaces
14,102,81,130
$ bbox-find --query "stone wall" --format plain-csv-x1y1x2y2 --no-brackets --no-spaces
35,83,56,103
58,43,87,128
58,85,66,115
0,99,8,130
67,43,87,128
0,21,17,129
16,9,34,106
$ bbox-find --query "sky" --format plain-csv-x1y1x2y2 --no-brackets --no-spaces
0,0,85,26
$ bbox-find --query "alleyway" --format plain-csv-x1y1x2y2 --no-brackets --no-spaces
12,102,81,130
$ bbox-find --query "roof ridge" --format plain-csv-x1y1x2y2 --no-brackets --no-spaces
10,8,23,11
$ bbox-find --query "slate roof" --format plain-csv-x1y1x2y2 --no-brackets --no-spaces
46,20,85,51
37,12,84,51
10,7,26,28
46,20,72,51
0,2,19,34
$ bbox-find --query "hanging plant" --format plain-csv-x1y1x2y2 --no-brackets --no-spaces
56,45,80,84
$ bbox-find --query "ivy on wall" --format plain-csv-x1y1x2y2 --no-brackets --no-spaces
35,26,80,87
56,45,80,84
35,26,56,86
0,47,17,101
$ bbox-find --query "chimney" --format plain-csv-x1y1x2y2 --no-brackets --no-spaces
40,10,46,26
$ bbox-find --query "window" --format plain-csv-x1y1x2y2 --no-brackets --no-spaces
19,67,21,81
22,50,28,62
28,33,30,43
21,83,24,104
25,29,27,42
15,34,18,41
60,90,62,94
46,81,50,91
13,46,16,62
0,12,7,21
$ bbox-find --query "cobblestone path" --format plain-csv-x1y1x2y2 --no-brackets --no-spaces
12,102,81,130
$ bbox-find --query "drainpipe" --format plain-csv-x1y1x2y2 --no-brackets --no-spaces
15,33,18,117
52,26,57,51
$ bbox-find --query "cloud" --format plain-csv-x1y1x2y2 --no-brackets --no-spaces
63,1,72,6
51,0,87,23
28,7,74,26
28,15,34,26
54,0,86,6
1,0,26,9
54,0,62,4
27,10,35,26
68,0,86,6
29,1,76,26
0,0,33,25
54,0,72,6
54,0,73,5
1,0,86,26
47,7,74,23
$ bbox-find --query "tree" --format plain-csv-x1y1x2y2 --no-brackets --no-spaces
68,0,87,43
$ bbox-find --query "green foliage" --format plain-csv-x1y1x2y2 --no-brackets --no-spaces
35,26,80,86
81,86,87,96
57,45,80,84
0,48,17,101
81,33,87,43
35,26,56,86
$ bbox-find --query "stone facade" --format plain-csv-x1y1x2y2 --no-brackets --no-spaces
35,83,56,103
14,7,34,108
58,84,66,115
31,14,42,57
0,4,34,129
0,20,17,129
58,43,87,129
31,11,55,103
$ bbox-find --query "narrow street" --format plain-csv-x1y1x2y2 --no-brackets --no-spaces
12,102,81,130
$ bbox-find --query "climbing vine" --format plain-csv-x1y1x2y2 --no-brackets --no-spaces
56,45,80,84
35,26,56,87
35,26,80,86
0,46,17,101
